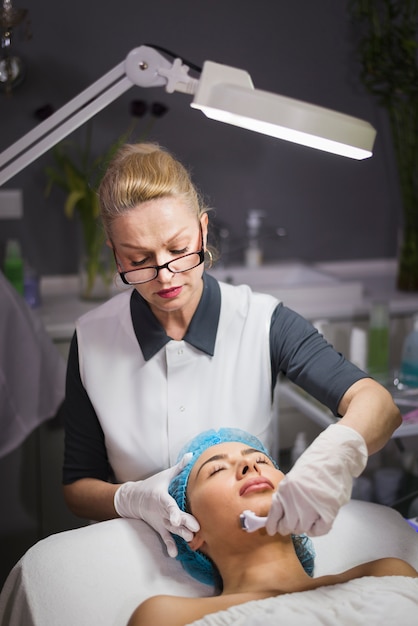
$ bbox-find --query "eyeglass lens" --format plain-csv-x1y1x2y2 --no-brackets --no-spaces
122,251,203,285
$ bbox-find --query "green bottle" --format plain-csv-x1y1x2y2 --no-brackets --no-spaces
400,315,418,388
3,239,24,296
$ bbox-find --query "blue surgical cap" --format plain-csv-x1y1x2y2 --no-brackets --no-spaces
169,428,315,586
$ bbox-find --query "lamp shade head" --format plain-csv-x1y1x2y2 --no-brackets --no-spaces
192,61,376,160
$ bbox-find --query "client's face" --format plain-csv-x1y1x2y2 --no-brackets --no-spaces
187,442,285,533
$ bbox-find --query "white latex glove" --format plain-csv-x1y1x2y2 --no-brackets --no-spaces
266,423,368,537
114,453,200,557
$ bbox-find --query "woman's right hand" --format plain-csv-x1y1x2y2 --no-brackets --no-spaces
114,454,200,557
265,423,368,537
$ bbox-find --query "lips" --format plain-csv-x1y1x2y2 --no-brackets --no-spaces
239,477,274,496
157,286,182,299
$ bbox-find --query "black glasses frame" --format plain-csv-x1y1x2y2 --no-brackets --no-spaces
119,248,205,285
116,228,205,285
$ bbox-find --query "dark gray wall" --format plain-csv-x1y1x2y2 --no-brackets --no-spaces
0,0,402,276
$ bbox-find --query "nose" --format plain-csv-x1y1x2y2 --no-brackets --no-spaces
154,260,175,282
156,266,173,281
238,460,261,478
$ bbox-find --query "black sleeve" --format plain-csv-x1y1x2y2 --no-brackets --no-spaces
270,303,368,416
62,332,113,484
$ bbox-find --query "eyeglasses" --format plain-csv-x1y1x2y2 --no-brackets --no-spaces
119,249,205,285
117,232,205,285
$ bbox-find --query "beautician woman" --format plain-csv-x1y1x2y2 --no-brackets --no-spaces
62,142,401,557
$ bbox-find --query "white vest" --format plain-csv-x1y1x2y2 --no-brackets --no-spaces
76,282,279,482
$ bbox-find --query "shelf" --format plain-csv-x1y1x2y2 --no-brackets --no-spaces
280,381,418,439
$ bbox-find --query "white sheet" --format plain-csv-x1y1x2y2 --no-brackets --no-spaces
0,517,210,626
187,577,418,626
0,501,417,626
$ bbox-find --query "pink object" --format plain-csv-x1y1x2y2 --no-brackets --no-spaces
403,409,418,423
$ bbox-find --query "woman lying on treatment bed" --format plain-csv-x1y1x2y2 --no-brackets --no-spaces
128,428,418,626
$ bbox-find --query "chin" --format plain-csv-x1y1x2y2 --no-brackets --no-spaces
250,492,274,513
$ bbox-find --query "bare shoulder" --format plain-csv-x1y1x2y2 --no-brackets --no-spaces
127,592,266,626
127,594,218,626
128,595,184,626
360,557,418,578
322,557,418,587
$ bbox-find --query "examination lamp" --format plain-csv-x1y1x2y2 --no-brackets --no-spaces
0,45,376,185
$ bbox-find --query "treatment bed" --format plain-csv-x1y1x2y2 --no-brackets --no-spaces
0,500,417,626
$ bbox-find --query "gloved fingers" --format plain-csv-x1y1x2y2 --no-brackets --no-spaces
266,501,305,536
265,497,284,536
267,505,324,537
152,453,193,491
166,524,195,543
159,528,179,558
267,482,342,536
165,497,184,526
275,513,323,536
161,511,198,553
177,452,193,471
265,480,322,535
304,516,333,536
179,511,200,533
166,452,193,481
167,501,200,532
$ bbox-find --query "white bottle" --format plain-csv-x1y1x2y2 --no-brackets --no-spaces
245,240,262,268
245,210,264,268
400,315,418,388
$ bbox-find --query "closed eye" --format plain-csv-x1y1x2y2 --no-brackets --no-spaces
129,247,189,267
255,455,271,465
170,247,189,256
205,454,271,477
130,258,150,267
208,464,227,477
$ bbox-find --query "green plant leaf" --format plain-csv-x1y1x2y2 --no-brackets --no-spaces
65,190,86,219
44,108,165,297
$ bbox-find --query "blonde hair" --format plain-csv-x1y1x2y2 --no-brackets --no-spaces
98,142,207,235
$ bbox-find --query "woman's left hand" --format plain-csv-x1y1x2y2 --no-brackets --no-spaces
266,423,368,536
114,453,200,557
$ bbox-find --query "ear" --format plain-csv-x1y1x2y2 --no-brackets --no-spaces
200,213,209,247
188,530,206,552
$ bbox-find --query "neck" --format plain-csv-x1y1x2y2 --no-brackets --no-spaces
152,306,195,340
149,278,204,340
212,535,313,596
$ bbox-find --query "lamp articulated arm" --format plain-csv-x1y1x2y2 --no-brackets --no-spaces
0,44,377,186
0,46,198,186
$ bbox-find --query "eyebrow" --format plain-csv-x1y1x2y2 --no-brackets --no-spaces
118,228,191,251
195,447,264,477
